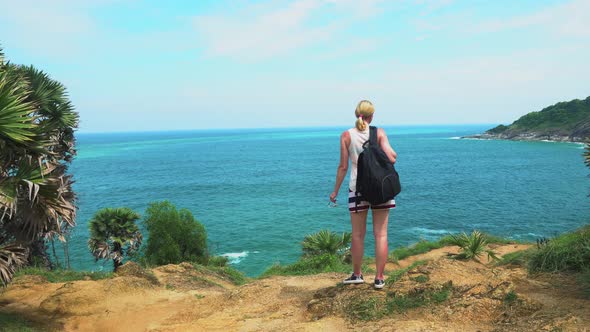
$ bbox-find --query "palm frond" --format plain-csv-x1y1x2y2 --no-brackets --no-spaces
0,242,29,286
14,65,79,130
0,71,38,147
302,229,351,257
88,239,111,261
1,161,76,240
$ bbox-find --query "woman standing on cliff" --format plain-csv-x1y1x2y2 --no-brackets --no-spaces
329,100,397,289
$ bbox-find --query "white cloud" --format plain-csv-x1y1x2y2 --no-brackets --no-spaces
172,45,590,128
193,1,331,60
192,0,386,61
0,1,110,59
472,0,590,38
413,0,454,14
324,0,385,18
373,46,590,124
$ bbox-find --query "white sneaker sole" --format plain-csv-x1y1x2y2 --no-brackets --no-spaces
374,282,385,289
343,280,365,284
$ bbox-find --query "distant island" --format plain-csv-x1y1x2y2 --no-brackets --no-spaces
465,96,590,142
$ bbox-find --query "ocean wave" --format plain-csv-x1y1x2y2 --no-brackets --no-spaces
410,227,450,235
221,251,249,264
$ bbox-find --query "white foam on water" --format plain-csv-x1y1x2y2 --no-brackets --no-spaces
448,137,461,140
410,227,449,235
221,251,249,264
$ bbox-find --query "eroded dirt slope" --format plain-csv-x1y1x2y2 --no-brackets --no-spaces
1,245,587,332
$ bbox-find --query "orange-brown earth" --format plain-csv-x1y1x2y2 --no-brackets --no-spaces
1,244,588,332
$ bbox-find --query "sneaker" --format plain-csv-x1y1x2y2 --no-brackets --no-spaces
343,273,364,284
374,279,385,289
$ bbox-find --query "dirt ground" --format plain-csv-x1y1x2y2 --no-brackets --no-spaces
1,244,588,332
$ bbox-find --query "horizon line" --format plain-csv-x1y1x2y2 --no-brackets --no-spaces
77,123,497,135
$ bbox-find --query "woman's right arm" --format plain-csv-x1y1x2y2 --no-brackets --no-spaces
330,131,350,203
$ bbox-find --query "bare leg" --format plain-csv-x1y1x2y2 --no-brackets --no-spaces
350,210,368,276
372,209,390,280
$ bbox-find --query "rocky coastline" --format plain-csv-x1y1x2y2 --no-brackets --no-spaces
462,132,587,143
462,96,590,143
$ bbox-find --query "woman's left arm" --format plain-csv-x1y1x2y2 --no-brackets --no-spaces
378,128,397,164
330,131,350,203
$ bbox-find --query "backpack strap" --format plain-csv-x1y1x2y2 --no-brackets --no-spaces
369,126,378,146
356,126,378,213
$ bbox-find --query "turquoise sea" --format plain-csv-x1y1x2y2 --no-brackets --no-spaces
67,125,589,276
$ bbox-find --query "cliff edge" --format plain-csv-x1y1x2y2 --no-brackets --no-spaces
1,244,588,331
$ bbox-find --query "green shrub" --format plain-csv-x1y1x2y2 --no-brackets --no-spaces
385,293,427,313
497,249,534,267
207,256,229,267
430,287,451,303
191,263,248,286
503,290,518,305
14,267,112,283
412,275,429,283
528,225,590,273
347,282,452,321
386,284,451,311
389,233,515,262
143,201,208,266
390,237,452,262
386,260,428,285
261,229,365,277
347,297,387,321
261,254,350,277
0,312,36,332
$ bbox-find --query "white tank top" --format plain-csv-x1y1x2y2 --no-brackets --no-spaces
348,127,370,192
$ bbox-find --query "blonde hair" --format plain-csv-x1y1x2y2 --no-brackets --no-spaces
355,100,375,131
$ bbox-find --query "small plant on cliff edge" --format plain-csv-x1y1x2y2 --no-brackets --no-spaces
88,207,142,272
449,230,498,262
301,229,351,257
261,229,358,277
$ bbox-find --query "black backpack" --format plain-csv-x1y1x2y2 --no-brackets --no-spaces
355,126,401,206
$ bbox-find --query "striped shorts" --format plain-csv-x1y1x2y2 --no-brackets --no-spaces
348,190,396,213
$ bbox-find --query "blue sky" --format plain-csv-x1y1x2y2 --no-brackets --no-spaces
1,0,589,133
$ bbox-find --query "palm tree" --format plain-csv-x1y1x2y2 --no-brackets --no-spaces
88,208,143,272
0,47,38,285
0,46,79,285
301,229,352,257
